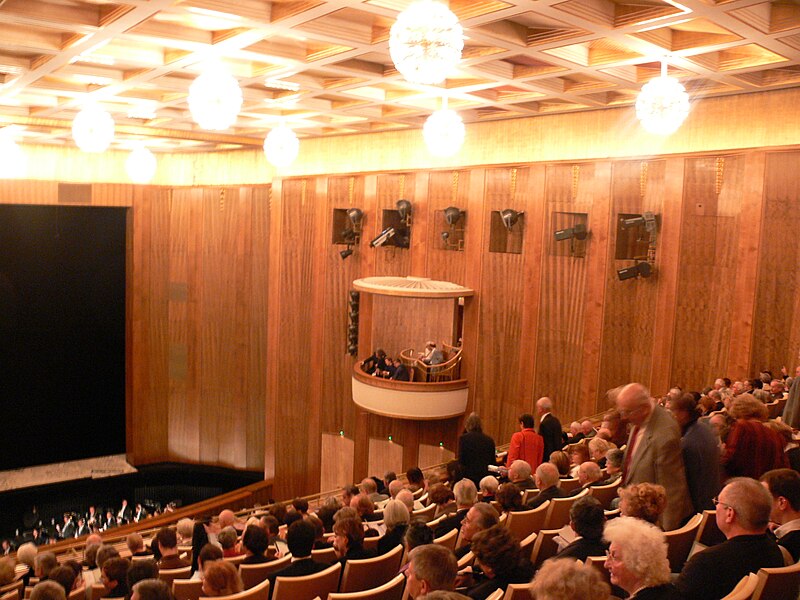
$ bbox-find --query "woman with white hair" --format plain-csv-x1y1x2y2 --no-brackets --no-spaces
377,499,409,556
603,517,681,599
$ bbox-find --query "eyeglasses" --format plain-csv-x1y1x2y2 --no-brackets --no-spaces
713,497,735,511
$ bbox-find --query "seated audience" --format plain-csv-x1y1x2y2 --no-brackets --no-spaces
405,545,458,599
189,520,212,575
126,533,151,558
352,493,381,523
359,478,388,504
601,449,623,485
390,358,410,381
526,462,564,509
396,489,423,513
568,444,590,478
406,467,426,493
600,409,629,448
130,580,170,600
313,497,340,533
47,566,76,597
429,484,456,519
176,518,194,545
760,468,800,561
765,420,800,472
555,496,608,561
267,519,329,593
240,525,271,564
549,451,571,479
127,560,159,592
100,557,130,598
568,461,603,496
333,517,376,564
190,544,221,581
588,437,610,468
457,503,499,559
17,542,37,587
420,341,443,366
217,527,239,558
463,525,535,599
30,582,66,600
495,483,524,514
531,558,610,600
434,479,477,538
403,520,434,566
566,421,584,444
35,552,58,581
201,561,242,597
619,483,667,526
675,477,784,600
154,528,188,569
362,348,388,375
507,460,536,491
505,414,544,470
341,485,359,509
378,500,410,555
581,420,598,439
478,476,498,503
722,394,788,479
604,517,680,599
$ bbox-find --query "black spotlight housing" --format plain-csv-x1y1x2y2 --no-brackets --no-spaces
617,261,653,281
500,209,522,231
340,247,354,260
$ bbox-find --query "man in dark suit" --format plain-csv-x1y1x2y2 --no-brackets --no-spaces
536,397,563,460
267,519,328,596
433,479,477,538
155,527,189,569
117,500,132,525
458,413,497,487
617,382,693,530
527,463,565,509
390,358,410,381
59,514,76,539
761,468,800,562
555,496,608,561
241,525,272,564
455,503,499,558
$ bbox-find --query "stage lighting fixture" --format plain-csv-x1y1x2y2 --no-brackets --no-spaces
441,231,450,242
370,226,397,248
554,222,588,241
396,199,412,224
622,215,646,228
444,206,463,226
617,261,653,281
500,209,522,231
347,207,363,227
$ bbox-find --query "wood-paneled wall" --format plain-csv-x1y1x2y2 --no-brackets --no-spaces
3,147,800,499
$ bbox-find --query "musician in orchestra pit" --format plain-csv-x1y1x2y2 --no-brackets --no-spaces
117,500,132,525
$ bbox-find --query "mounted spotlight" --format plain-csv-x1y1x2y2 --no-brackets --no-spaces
622,215,646,228
370,226,397,248
441,231,450,242
554,222,588,241
340,247,354,260
396,199,412,225
617,261,653,281
347,208,364,228
500,209,522,231
444,206,463,226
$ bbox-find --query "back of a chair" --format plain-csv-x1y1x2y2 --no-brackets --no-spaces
505,503,549,541
173,578,204,600
519,531,537,562
751,562,800,600
199,575,270,600
251,554,293,580
340,545,404,594
272,562,341,600
362,536,381,551
411,504,436,523
433,527,458,552
310,548,338,565
695,509,726,547
327,573,405,600
559,478,581,494
520,489,538,505
0,579,23,600
1,590,19,600
90,583,106,600
502,582,535,600
665,513,702,572
158,566,192,588
483,590,503,600
457,551,475,570
224,555,247,567
239,562,277,590
530,529,561,569
585,556,611,586
588,479,622,510
721,573,760,600
544,489,588,530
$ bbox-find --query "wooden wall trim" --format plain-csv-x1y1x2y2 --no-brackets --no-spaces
265,180,282,482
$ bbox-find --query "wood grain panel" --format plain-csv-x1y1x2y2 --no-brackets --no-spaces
370,295,457,360
671,155,746,389
368,438,404,479
320,433,355,492
418,444,455,471
597,160,664,401
373,173,413,277
425,170,470,285
752,152,800,374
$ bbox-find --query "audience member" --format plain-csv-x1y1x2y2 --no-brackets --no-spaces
535,397,563,461
464,525,535,600
616,382,693,530
154,528,188,569
531,558,610,600
189,521,212,575
567,444,589,477
30,582,66,600
569,461,603,496
420,342,443,366
405,545,458,599
667,392,721,512
604,517,680,599
47,566,76,597
548,451,571,478
526,463,564,509
675,477,784,600
427,485,453,516
766,420,800,471
404,520,434,555
507,460,536,492
723,394,788,479
458,413,497,488
477,476,498,503
581,420,597,439
566,421,584,444
100,557,130,598
761,468,800,561
359,478,387,504
406,467,426,493
619,483,667,526
600,407,629,448
333,517,375,564
601,449,623,485
555,496,608,561
588,437,610,468
433,479,476,538
495,483,524,514
241,525,271,564
201,561,242,597
217,527,239,558
267,519,328,591
378,500,409,555
130,580,170,600
457,504,499,559
506,414,544,470
126,559,159,593
17,542,36,587
35,552,58,580
126,533,151,558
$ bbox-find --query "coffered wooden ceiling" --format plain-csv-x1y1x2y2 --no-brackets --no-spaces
0,0,799,152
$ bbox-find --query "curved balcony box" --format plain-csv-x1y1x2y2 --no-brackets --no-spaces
352,364,468,420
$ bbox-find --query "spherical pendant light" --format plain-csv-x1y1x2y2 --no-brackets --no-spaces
72,104,115,153
126,145,157,184
188,62,243,131
635,61,690,135
263,125,299,168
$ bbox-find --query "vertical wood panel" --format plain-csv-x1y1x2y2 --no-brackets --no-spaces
425,170,469,285
320,434,355,492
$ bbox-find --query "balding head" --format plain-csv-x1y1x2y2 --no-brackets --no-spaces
396,489,415,511
535,462,560,490
388,480,404,498
616,383,653,426
218,510,236,529
718,477,773,536
536,397,553,415
509,460,532,483
578,462,602,486
359,478,377,495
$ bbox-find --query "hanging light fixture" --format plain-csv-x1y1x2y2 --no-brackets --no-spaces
126,145,157,184
389,0,463,85
263,124,299,168
423,97,465,157
635,60,690,135
72,104,115,152
0,135,27,178
187,61,242,130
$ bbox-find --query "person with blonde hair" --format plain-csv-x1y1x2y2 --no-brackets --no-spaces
377,499,409,555
604,517,679,599
619,483,667,526
588,437,611,468
531,558,610,600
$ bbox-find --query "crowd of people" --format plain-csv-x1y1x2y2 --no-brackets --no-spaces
4,370,800,600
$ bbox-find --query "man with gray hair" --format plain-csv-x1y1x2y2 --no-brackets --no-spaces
617,382,692,530
433,479,476,538
405,545,458,599
676,477,784,600
536,396,564,460
30,581,65,600
456,503,499,558
527,462,564,509
34,552,58,580
508,459,536,491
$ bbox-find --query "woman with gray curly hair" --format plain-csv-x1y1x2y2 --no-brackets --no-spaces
531,558,610,600
603,517,681,599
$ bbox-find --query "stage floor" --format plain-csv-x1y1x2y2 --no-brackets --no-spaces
0,454,137,492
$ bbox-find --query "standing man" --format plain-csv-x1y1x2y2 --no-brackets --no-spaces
617,382,693,530
536,397,563,460
506,414,544,470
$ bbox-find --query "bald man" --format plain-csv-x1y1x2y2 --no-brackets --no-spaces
617,382,693,530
